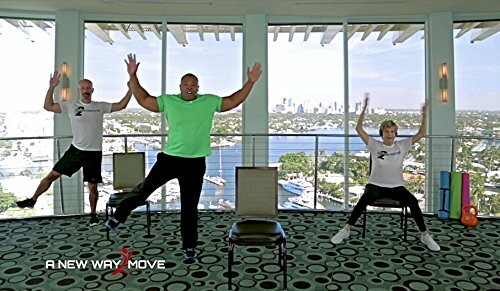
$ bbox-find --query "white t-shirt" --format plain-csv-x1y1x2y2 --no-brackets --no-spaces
60,100,112,151
367,136,412,188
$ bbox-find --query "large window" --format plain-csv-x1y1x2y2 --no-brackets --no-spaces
268,24,344,117
454,20,500,216
166,24,243,144
84,22,243,212
84,22,162,110
266,23,427,210
165,23,243,210
346,22,426,207
267,24,345,209
0,18,55,218
84,22,163,213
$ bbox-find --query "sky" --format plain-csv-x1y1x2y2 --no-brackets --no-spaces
1,19,499,112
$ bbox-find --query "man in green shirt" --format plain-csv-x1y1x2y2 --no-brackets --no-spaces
106,53,262,261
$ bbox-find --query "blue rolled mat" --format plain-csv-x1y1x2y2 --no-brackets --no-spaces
438,171,451,220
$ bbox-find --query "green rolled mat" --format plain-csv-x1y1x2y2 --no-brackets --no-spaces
449,171,463,219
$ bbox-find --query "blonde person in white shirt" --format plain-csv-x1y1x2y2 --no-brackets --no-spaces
330,96,440,251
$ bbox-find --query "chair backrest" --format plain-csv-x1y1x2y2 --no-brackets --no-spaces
112,152,146,190
235,166,279,218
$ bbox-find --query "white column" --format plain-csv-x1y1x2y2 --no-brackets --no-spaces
242,14,269,166
425,12,455,213
53,10,84,215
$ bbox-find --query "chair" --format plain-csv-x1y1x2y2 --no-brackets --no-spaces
105,152,150,241
228,167,287,290
360,198,408,241
358,155,408,241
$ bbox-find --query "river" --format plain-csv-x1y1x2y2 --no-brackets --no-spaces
131,128,415,210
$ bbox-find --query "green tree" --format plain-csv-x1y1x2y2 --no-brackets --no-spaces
0,184,17,213
470,173,487,214
278,152,313,179
320,152,344,174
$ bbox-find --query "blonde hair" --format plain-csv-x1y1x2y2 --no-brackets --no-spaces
379,120,398,136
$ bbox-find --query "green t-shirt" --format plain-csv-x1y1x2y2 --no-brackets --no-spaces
157,93,222,158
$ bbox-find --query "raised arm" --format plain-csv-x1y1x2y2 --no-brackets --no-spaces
411,103,427,145
221,62,262,112
43,71,62,113
125,53,159,112
110,82,133,112
355,96,370,145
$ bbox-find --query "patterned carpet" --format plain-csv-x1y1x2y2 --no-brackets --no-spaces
0,211,498,291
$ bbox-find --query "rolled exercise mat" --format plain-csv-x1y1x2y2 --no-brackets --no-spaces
462,172,471,207
449,171,463,219
438,171,451,220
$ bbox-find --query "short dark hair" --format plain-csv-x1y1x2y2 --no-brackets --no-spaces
79,79,93,86
180,73,198,85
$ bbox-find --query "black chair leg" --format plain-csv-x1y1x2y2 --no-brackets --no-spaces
399,209,404,229
146,201,151,236
362,209,367,238
403,207,408,241
283,241,287,290
278,244,282,266
398,207,404,241
228,242,233,290
105,204,110,241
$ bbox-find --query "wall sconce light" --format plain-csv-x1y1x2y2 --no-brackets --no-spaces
60,62,70,101
439,62,448,103
61,87,69,101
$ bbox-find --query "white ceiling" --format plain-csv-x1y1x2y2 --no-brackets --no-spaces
1,0,500,18
1,0,499,45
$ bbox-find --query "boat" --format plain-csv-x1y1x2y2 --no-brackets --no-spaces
150,179,180,203
152,141,162,150
203,175,226,186
208,201,219,210
218,199,235,209
285,193,325,210
204,146,226,186
281,179,315,196
32,155,49,162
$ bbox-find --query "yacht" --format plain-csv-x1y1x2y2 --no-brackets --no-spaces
281,179,314,196
285,194,325,210
218,199,235,209
203,146,226,186
203,175,226,186
208,201,219,210
146,179,180,204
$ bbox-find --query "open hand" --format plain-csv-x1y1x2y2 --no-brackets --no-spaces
421,102,427,115
247,62,262,83
49,71,61,88
125,53,140,76
362,95,369,112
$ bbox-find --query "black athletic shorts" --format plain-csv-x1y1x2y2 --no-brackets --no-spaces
53,144,103,183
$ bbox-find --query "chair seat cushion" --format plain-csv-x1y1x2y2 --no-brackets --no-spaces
229,220,285,244
371,198,402,207
107,192,146,206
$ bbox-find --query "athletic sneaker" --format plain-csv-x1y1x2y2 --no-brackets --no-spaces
184,248,198,260
16,198,36,208
331,228,350,244
89,213,100,226
105,217,120,231
420,233,440,251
